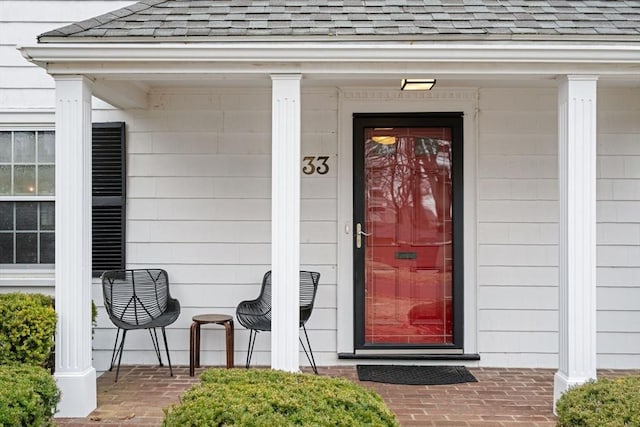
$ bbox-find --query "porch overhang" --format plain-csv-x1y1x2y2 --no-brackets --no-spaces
20,41,640,108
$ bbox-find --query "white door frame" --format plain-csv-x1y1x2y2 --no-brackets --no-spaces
336,88,479,356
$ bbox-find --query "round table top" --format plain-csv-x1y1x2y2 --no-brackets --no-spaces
192,314,233,324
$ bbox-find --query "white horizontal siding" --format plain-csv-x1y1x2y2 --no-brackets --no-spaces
478,286,558,311
481,353,558,368
0,46,32,69
128,154,270,177
478,223,558,245
598,311,640,333
478,331,558,353
598,201,640,222
478,178,557,200
0,1,134,22
598,267,640,287
596,88,640,368
0,67,53,89
476,88,560,367
478,266,557,287
89,89,339,369
127,198,336,221
479,310,558,332
477,87,640,369
128,176,336,200
0,89,54,109
478,200,558,222
478,155,557,179
125,242,336,265
597,223,640,245
478,245,558,267
127,220,336,244
0,1,134,114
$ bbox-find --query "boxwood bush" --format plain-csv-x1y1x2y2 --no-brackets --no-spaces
0,292,56,366
0,364,60,426
163,369,399,426
556,375,640,426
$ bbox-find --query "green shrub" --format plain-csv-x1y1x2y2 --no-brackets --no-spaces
556,375,640,426
163,369,399,426
0,293,56,366
0,364,60,426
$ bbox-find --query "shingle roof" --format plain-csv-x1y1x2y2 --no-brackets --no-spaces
38,0,640,42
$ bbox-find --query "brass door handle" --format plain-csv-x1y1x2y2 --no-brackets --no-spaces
356,223,370,248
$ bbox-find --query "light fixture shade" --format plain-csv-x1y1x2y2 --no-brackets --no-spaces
400,78,436,91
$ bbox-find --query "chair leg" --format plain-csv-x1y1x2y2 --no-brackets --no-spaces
160,327,173,377
148,328,164,367
300,325,318,374
246,329,258,369
114,329,128,382
109,328,122,371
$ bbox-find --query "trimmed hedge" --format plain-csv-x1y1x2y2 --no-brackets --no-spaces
556,375,640,426
163,369,399,426
0,364,60,426
0,293,56,366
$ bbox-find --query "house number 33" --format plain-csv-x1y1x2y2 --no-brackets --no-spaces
302,156,330,175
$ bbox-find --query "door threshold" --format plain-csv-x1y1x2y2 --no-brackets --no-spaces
338,352,480,361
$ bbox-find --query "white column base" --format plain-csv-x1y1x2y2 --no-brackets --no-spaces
553,371,593,415
54,367,97,418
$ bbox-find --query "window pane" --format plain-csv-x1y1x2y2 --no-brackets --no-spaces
0,203,13,230
40,202,54,230
16,233,37,263
40,232,54,263
38,131,55,163
0,165,10,194
16,202,37,230
0,233,13,263
14,165,36,194
37,165,54,195
14,132,36,163
0,132,10,162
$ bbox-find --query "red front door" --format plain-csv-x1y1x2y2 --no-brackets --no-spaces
354,114,463,349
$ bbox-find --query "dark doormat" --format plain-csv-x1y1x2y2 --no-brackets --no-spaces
356,365,477,385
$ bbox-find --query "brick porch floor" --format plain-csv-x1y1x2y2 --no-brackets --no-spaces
54,365,565,426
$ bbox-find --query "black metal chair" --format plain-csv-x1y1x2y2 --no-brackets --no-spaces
101,269,180,381
236,270,320,374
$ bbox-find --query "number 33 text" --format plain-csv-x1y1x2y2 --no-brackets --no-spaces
302,156,330,175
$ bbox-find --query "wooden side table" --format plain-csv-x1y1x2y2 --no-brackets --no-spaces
189,314,234,376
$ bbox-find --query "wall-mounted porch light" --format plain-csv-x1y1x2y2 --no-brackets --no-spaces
400,78,436,91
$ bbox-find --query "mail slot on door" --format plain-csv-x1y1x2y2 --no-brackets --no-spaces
395,251,417,259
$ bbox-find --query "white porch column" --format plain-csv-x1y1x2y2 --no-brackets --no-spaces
270,74,302,372
53,75,96,417
554,75,598,411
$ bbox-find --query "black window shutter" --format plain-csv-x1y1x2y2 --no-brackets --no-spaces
92,122,126,277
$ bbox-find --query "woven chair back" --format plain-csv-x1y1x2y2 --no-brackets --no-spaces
259,270,320,314
102,269,170,326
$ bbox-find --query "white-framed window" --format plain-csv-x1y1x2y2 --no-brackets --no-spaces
0,130,55,265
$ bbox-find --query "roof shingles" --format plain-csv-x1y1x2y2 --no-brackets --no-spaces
38,0,640,41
